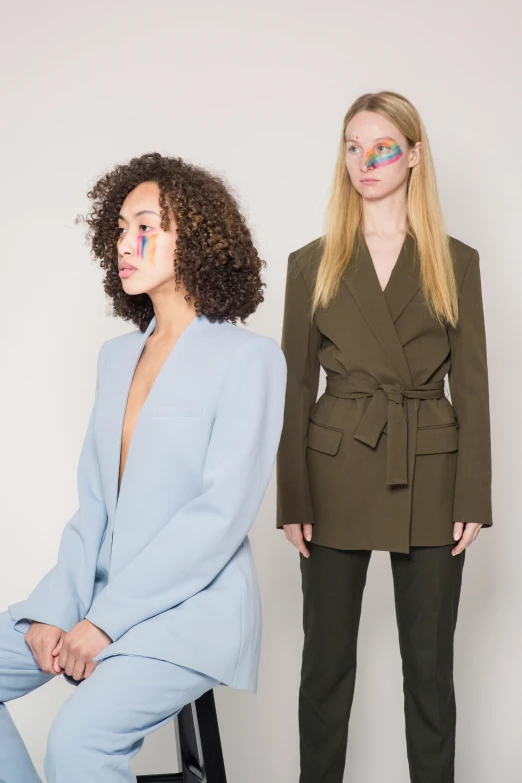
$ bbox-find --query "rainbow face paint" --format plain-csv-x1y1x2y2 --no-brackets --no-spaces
346,133,359,140
363,138,403,170
137,232,158,265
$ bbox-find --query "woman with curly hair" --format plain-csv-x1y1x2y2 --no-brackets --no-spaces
0,153,286,782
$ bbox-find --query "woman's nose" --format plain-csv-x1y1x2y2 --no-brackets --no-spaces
118,233,136,255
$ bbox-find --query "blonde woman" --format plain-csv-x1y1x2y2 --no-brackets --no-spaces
277,91,492,782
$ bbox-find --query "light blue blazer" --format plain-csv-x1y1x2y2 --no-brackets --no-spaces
9,314,287,692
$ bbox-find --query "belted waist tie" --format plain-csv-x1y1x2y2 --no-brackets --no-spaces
325,376,446,487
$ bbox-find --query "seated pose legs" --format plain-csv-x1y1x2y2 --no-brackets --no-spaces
0,611,217,783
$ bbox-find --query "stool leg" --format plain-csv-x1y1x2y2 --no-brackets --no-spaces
194,691,227,782
177,691,227,783
178,701,204,782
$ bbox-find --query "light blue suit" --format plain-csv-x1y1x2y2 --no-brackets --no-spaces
1,314,286,781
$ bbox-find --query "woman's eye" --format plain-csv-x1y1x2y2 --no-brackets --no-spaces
117,227,126,237
347,145,358,153
377,145,390,153
139,224,153,233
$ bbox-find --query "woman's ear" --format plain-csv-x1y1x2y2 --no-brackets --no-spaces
409,141,422,169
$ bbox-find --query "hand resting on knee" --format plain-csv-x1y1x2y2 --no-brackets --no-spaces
52,619,112,681
25,622,65,675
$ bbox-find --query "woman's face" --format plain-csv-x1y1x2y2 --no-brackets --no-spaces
117,181,179,296
344,110,421,201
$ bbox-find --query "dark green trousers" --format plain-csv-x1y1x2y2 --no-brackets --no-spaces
299,543,465,783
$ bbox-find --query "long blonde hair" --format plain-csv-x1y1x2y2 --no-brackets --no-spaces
313,91,458,327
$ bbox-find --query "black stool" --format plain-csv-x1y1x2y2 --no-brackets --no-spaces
136,689,227,783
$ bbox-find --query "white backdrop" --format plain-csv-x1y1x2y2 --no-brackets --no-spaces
1,1,520,781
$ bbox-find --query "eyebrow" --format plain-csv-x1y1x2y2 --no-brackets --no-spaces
345,135,397,143
118,209,161,221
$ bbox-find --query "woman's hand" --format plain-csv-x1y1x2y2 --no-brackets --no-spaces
452,521,483,556
52,619,112,681
25,622,65,675
284,523,313,558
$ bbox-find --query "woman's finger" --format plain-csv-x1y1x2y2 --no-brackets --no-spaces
32,642,48,673
65,658,76,677
283,524,311,557
72,660,86,682
285,525,310,558
453,522,464,541
84,661,97,680
59,648,74,677
303,524,313,542
51,637,63,657
292,530,310,558
452,526,475,555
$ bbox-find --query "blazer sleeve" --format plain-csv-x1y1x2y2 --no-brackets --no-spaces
276,252,322,528
447,249,493,526
8,343,109,632
84,336,286,643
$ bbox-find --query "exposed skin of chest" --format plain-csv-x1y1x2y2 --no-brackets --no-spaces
365,232,406,292
118,335,180,494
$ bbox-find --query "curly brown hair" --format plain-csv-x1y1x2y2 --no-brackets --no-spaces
80,152,265,331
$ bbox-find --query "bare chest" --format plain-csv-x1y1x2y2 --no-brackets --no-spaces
365,235,405,292
118,337,177,493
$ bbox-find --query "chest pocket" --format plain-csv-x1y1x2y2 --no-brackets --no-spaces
154,404,203,418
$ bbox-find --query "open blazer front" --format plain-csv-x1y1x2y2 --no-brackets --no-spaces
277,233,492,553
9,314,287,692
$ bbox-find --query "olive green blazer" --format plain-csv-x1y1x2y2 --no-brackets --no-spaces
276,233,492,553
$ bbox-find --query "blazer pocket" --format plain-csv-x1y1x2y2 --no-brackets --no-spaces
307,420,344,456
154,404,203,418
416,423,458,455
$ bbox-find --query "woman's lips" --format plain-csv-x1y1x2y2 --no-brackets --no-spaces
361,178,379,183
119,266,137,278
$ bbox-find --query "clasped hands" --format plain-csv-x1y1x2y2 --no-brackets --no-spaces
25,619,112,681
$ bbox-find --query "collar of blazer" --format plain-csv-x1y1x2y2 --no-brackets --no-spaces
341,232,420,387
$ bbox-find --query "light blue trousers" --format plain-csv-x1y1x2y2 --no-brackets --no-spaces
0,611,218,782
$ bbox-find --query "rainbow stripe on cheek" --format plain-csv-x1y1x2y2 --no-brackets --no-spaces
137,233,158,265
364,140,403,169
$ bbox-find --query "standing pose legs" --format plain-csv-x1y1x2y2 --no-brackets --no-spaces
298,544,464,783
391,545,465,783
299,544,371,783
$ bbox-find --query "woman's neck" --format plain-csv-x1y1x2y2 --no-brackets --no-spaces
361,188,408,240
149,286,198,341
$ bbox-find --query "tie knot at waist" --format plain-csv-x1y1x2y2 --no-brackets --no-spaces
325,376,445,486
378,384,406,404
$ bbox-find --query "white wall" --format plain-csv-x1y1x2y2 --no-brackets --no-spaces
1,1,520,780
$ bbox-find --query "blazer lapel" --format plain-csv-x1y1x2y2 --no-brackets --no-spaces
342,234,413,386
383,232,420,324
